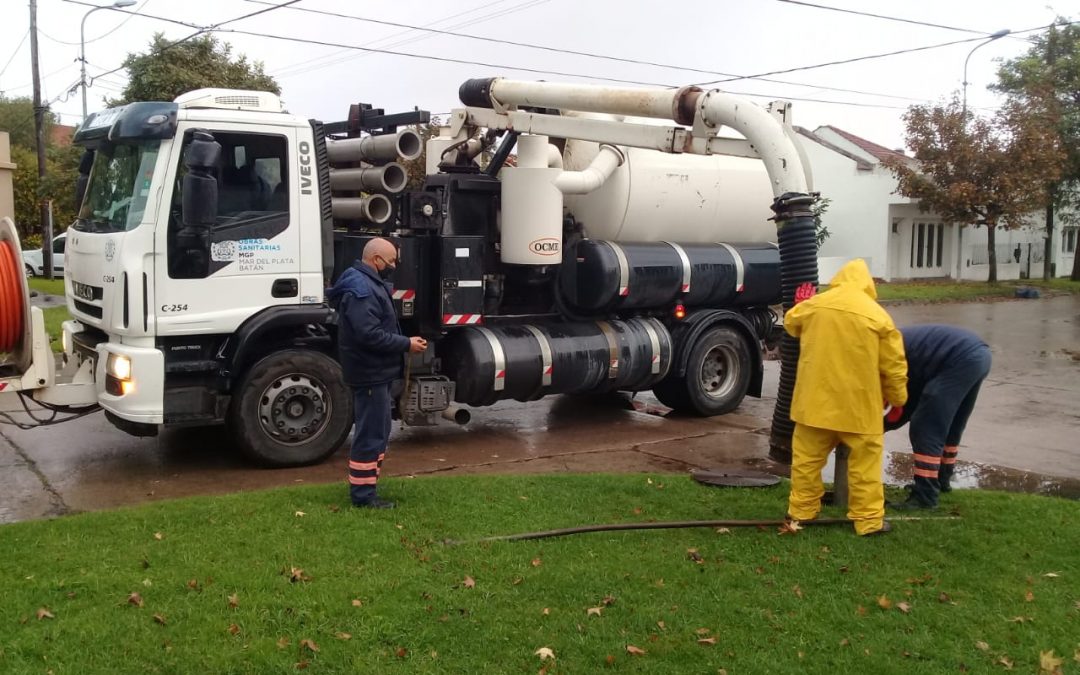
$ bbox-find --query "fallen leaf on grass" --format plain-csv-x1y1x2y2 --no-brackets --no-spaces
656,621,666,630
839,638,850,647
877,595,893,610
300,639,319,653
142,579,152,587
227,624,240,635
153,613,167,626
938,592,953,604
395,647,407,658
535,647,555,661
228,593,239,609
1025,590,1035,603
36,607,54,620
897,602,911,614
1039,650,1064,675
605,654,616,665
295,660,309,670
531,558,542,568
976,641,990,652
512,576,524,586
127,592,144,608
778,520,802,535
686,548,704,564
1042,572,1060,578
793,585,804,599
698,637,717,646
997,655,1014,670
463,576,476,589
276,637,290,650
351,599,363,607
294,511,306,518
542,608,550,616
328,504,340,513
187,579,199,590
626,645,646,656
587,607,603,617
716,527,731,534
288,567,311,583
839,566,849,574
1007,616,1033,623
153,532,164,541
856,606,868,617
1074,648,1080,664
695,628,711,636
602,595,616,606
335,632,351,641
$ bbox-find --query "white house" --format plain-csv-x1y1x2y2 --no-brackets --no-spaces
797,125,1077,281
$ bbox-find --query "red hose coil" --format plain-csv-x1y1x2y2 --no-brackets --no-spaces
0,240,25,353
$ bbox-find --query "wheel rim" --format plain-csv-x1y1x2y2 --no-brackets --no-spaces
257,373,331,446
699,344,740,400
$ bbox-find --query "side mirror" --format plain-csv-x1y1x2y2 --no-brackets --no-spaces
181,130,221,227
74,149,94,210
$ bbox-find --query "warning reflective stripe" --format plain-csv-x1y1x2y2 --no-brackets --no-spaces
391,289,416,300
640,319,663,375
913,468,939,478
349,460,378,471
349,475,378,485
442,314,483,325
604,241,631,297
663,241,692,293
523,325,553,387
0,383,7,391
717,243,745,293
596,320,620,379
913,453,941,465
942,456,957,465
475,327,506,392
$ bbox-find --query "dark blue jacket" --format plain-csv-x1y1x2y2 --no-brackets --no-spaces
885,324,988,430
327,262,410,387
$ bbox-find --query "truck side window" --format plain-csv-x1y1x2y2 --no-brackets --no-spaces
168,131,290,279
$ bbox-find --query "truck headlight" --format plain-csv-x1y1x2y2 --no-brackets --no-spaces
106,353,132,381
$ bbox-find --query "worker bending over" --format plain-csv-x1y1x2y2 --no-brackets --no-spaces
784,259,908,536
886,325,992,508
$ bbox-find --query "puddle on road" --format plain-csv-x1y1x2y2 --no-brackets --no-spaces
885,452,1080,500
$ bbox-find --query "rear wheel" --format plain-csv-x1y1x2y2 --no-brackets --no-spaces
651,326,752,416
228,349,352,467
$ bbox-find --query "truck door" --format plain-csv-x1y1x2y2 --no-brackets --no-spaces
153,124,300,338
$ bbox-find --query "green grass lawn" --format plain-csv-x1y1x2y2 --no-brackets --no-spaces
27,276,65,297
875,278,1080,303
0,475,1076,674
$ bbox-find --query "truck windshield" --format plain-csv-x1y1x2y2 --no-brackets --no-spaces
74,141,160,233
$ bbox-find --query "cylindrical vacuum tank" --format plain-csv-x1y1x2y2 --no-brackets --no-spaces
499,134,564,265
559,240,780,314
326,129,423,164
441,318,672,407
561,138,776,244
331,194,393,224
329,163,407,194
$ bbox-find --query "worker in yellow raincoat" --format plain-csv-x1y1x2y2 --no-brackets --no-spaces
784,259,908,536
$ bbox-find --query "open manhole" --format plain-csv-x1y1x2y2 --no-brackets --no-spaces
690,467,781,488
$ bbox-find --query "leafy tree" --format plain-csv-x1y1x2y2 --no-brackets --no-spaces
884,96,1064,282
995,18,1080,280
107,33,279,106
0,95,54,150
10,143,81,240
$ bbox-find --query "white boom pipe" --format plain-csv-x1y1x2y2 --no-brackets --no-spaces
460,77,809,196
554,144,624,194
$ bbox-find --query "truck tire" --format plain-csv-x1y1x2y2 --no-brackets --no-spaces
652,326,751,416
228,349,352,467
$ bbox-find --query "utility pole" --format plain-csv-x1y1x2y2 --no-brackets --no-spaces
1044,24,1057,281
29,0,54,279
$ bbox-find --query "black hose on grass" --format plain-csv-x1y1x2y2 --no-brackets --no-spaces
443,515,960,545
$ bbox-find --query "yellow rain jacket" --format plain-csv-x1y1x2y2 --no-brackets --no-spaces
784,259,908,434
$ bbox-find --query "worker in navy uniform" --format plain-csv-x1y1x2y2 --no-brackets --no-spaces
886,325,992,509
327,238,426,508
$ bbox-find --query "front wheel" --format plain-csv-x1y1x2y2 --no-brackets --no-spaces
652,326,752,416
228,349,353,467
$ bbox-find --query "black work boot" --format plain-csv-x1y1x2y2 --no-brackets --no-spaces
891,476,938,510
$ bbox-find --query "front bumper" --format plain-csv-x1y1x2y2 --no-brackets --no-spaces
63,321,165,424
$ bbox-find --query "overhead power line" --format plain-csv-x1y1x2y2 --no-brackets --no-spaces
776,0,1030,41
0,29,31,83
248,0,932,103
38,0,151,46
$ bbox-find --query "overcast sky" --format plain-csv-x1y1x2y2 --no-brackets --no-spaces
0,0,1063,150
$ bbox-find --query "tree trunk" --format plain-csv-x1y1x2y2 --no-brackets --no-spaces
1072,238,1080,281
1044,184,1056,281
987,224,998,284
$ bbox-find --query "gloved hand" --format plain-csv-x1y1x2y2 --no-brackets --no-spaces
885,405,904,424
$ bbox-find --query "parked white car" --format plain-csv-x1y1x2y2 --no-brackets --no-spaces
22,231,66,277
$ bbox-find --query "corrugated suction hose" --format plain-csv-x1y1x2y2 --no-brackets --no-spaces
0,240,25,353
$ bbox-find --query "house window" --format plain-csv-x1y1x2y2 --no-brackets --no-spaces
936,225,944,266
1063,228,1077,254
917,223,925,267
910,222,944,269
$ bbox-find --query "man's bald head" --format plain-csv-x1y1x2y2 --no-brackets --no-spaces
362,237,397,264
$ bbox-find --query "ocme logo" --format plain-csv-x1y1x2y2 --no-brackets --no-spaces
529,237,560,256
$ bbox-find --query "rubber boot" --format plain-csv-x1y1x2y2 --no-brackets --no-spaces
892,475,938,509
939,446,958,493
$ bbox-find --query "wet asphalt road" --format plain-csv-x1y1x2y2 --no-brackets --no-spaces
1,295,1078,524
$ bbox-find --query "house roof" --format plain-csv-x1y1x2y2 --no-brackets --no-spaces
816,125,907,164
50,124,76,147
795,126,873,171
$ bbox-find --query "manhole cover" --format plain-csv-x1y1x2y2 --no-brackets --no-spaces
690,468,781,487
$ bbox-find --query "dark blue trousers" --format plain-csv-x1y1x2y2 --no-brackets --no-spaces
349,383,392,505
909,346,992,505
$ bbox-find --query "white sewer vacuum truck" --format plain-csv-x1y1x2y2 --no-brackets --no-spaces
0,77,819,467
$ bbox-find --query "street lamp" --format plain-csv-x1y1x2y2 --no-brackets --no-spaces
955,28,1009,279
80,0,136,120
961,29,1011,119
